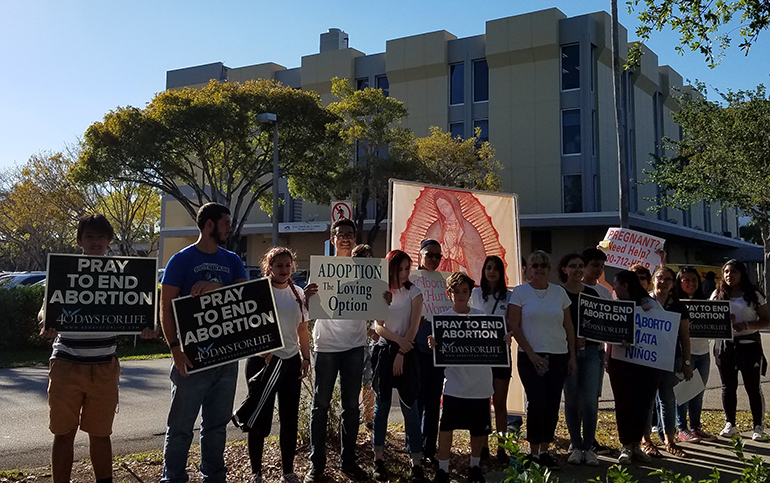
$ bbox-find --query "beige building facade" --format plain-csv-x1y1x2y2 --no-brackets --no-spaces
161,8,761,275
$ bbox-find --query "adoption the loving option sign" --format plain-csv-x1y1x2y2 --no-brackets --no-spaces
308,256,389,320
172,278,283,373
44,254,157,334
577,292,635,344
612,308,680,371
601,228,665,270
432,314,510,367
682,300,732,339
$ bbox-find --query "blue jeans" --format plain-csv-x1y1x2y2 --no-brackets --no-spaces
372,349,422,458
161,362,239,483
563,345,603,451
417,350,444,457
648,358,681,437
677,352,710,431
309,347,364,471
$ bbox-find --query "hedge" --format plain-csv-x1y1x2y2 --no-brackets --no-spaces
0,285,48,350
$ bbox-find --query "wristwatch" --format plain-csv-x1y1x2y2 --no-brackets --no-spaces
683,359,691,366
168,339,180,349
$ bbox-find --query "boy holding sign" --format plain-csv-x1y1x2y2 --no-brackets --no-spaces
38,214,156,483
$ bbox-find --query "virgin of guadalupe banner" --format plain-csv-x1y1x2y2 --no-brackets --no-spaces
388,180,521,286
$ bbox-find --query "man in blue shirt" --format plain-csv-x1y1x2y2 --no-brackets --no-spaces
159,202,248,483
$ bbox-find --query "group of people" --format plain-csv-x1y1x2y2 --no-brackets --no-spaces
37,203,770,483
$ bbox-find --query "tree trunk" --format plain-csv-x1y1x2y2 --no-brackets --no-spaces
611,0,630,229
761,222,770,293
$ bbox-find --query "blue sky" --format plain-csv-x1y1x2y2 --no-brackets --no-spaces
1,0,768,171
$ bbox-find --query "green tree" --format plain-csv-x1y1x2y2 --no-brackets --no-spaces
75,79,339,251
628,0,770,67
644,83,770,288
414,126,502,191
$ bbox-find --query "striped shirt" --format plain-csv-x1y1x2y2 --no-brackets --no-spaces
51,333,117,364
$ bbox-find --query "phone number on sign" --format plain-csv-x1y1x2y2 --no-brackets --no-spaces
606,253,650,269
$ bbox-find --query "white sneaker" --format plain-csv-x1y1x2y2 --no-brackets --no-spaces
720,422,738,438
752,425,769,442
567,448,583,465
584,450,600,467
618,446,632,465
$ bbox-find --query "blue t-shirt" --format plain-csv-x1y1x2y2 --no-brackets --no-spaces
161,244,247,296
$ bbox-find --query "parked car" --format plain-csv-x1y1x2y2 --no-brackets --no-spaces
0,272,46,289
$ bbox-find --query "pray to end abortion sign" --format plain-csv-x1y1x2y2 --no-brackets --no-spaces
432,314,510,367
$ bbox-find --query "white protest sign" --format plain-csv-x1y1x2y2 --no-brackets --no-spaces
673,368,706,405
410,270,453,319
612,308,680,371
308,256,389,320
600,228,665,270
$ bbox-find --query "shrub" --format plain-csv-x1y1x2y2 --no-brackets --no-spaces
0,285,47,350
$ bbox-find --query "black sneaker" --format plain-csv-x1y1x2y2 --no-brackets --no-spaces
593,441,611,456
410,465,426,483
496,447,509,464
480,446,491,461
372,459,388,482
537,453,559,470
468,465,485,483
303,467,328,483
341,463,369,481
433,468,449,483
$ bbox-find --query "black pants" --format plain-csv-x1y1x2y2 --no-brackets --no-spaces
417,350,444,457
245,354,302,475
517,352,569,444
717,340,766,427
607,357,662,445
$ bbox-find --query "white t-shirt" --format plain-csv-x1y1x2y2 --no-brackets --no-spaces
441,307,494,399
378,285,422,342
313,318,367,353
711,291,767,342
510,283,571,354
584,281,614,300
269,285,306,360
471,287,512,316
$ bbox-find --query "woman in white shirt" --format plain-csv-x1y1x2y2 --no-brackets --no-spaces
371,250,425,482
508,250,576,469
471,255,512,463
711,259,770,441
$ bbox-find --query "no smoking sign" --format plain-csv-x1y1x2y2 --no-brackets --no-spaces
331,200,353,222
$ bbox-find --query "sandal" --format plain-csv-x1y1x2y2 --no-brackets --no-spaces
640,441,663,457
664,442,687,458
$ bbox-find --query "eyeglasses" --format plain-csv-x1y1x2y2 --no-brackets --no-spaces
333,233,355,239
567,264,585,269
655,277,674,283
530,263,549,269
424,252,443,260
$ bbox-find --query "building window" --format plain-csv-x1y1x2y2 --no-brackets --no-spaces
449,63,464,105
356,78,369,90
561,44,580,90
375,75,389,97
473,120,488,144
562,109,581,155
450,122,464,139
473,59,488,102
563,174,583,213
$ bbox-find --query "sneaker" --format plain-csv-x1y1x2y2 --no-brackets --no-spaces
618,446,632,465
341,463,369,481
678,429,702,443
410,465,426,483
752,425,770,442
372,459,388,481
468,465,485,483
584,450,600,467
720,422,738,438
692,428,717,442
433,468,449,483
480,446,490,461
303,468,327,483
567,449,583,465
537,452,559,469
592,441,611,456
281,474,301,483
632,445,652,463
496,447,509,464
252,473,262,483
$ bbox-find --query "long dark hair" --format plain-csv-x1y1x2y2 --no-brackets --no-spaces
480,255,507,302
614,270,651,306
676,266,706,300
714,259,762,307
386,249,413,291
557,252,584,283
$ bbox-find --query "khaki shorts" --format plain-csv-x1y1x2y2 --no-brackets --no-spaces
48,358,120,436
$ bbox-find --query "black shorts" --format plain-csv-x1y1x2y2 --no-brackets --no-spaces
439,395,492,437
492,362,512,380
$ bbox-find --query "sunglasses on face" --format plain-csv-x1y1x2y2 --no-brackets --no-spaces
530,263,549,269
424,252,443,260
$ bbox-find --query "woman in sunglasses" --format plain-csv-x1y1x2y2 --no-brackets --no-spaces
509,250,576,469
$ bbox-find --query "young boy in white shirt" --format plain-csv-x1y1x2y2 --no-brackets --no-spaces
428,272,511,483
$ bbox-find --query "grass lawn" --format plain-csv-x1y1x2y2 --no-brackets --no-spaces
0,337,170,368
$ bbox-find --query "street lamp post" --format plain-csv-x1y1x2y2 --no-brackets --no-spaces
257,112,279,246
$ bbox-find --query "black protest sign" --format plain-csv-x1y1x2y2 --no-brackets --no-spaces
172,278,283,374
432,314,510,367
44,254,157,334
682,300,732,339
577,292,635,344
